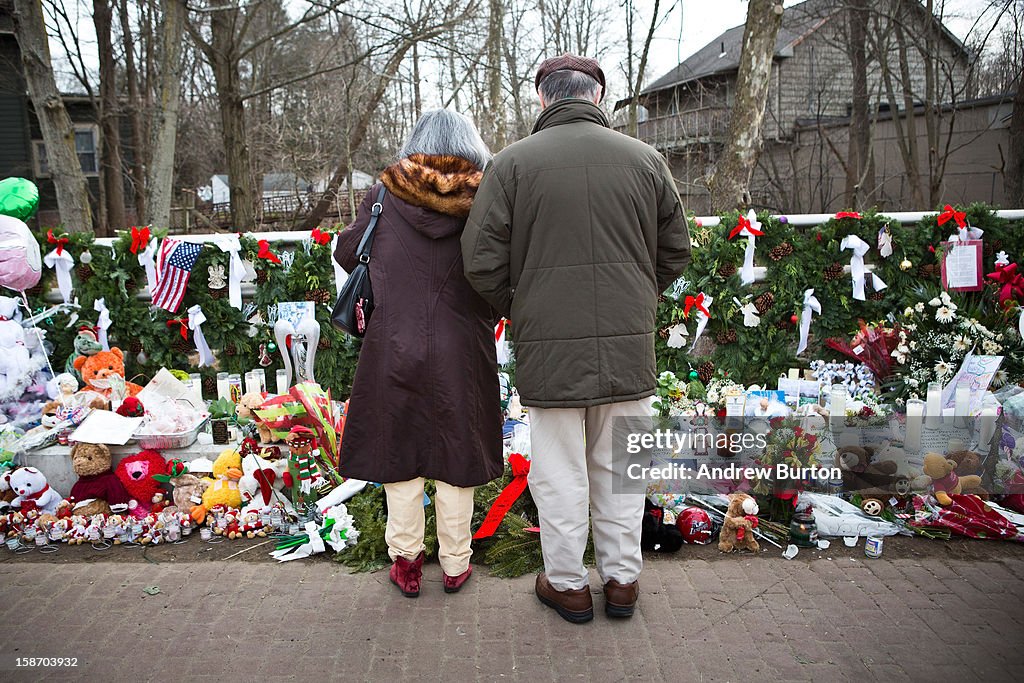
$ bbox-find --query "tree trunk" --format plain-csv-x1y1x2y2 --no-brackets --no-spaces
707,0,783,211
844,0,874,209
118,0,147,221
13,0,93,232
300,43,415,231
209,4,256,230
1007,84,1024,206
487,0,505,148
144,0,185,229
93,0,125,235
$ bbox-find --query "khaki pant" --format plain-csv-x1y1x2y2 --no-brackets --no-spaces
528,397,652,591
384,478,476,576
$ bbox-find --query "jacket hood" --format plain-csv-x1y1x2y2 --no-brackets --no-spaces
532,99,610,134
380,154,481,238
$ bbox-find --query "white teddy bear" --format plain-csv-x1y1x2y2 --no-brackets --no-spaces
5,466,63,515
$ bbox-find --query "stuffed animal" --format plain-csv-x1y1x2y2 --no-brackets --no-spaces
194,449,244,522
0,317,41,402
946,450,988,498
718,492,760,553
153,459,209,512
921,452,984,506
115,449,167,519
236,392,265,423
65,326,103,383
4,466,62,515
640,498,684,553
69,442,132,517
239,443,294,515
74,348,143,404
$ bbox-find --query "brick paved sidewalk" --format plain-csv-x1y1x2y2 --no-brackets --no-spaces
1,553,1023,682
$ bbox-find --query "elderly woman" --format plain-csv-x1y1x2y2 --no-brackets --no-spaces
334,110,502,597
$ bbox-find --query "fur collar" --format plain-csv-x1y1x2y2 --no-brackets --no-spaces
380,154,482,218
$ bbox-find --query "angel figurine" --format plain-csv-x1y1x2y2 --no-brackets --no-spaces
208,264,227,290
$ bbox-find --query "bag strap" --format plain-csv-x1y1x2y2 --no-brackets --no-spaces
355,185,387,264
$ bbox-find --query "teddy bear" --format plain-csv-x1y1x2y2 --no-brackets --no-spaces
920,452,984,506
115,449,167,519
945,450,988,498
68,442,132,517
718,492,760,553
73,348,143,406
4,466,63,515
153,459,209,512
836,445,899,490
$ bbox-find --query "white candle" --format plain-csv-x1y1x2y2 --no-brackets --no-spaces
244,372,260,396
216,372,230,401
925,381,942,428
978,406,998,450
830,385,847,429
255,369,267,393
904,399,924,453
276,369,289,395
954,386,970,427
189,373,203,406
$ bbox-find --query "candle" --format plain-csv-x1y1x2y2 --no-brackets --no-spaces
925,381,942,428
954,386,970,427
978,406,998,449
276,369,289,395
228,374,242,403
217,372,230,401
904,399,924,453
189,373,203,405
255,368,267,393
244,371,260,396
830,385,847,430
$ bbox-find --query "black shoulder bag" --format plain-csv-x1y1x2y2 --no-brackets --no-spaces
331,185,386,337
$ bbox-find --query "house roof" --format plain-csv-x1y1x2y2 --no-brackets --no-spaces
637,0,969,99
211,173,311,192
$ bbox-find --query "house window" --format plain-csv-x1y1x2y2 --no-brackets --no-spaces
32,125,99,177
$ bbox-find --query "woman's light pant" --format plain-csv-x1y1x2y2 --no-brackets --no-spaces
384,478,476,576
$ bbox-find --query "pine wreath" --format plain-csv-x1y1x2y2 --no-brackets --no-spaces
753,291,775,314
717,262,737,278
823,262,843,282
696,360,715,384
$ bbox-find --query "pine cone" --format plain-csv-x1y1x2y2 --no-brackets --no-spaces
868,290,885,301
918,264,939,279
255,270,268,285
317,337,332,350
697,361,715,384
715,329,737,345
753,291,775,314
717,262,737,278
768,242,794,261
76,264,94,282
305,288,332,305
209,287,227,300
25,281,44,298
202,375,218,399
128,339,143,355
172,336,192,354
776,318,791,330
225,343,238,357
823,262,843,282
658,294,667,304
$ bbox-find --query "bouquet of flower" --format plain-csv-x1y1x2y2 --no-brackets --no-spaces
825,321,900,382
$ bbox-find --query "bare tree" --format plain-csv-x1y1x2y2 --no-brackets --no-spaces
145,0,186,228
844,0,874,208
93,0,126,233
707,0,784,211
13,0,94,232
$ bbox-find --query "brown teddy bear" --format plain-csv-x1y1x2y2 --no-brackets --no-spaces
153,459,209,512
69,442,132,516
946,450,988,498
836,445,898,487
718,492,760,553
921,452,983,505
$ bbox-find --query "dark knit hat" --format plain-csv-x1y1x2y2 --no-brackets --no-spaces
535,54,606,101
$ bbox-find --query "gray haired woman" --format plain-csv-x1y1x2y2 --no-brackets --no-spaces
334,110,503,597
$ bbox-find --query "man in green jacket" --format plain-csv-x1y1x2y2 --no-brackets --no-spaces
462,54,691,624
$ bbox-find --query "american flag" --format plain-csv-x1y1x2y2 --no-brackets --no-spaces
151,238,203,312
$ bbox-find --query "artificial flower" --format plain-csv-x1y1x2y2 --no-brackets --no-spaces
934,359,953,378
935,306,956,323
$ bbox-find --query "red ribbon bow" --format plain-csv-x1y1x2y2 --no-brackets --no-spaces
257,240,282,264
728,214,764,240
735,514,759,542
167,318,189,339
310,228,331,246
47,229,69,256
683,293,710,318
835,211,862,220
937,204,967,229
986,263,1024,308
473,453,531,540
129,226,151,254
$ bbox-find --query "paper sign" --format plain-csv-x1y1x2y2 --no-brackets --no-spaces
940,352,1003,415
276,302,315,327
941,240,984,291
70,411,144,445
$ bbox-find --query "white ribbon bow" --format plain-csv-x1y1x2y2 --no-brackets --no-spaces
43,248,75,303
737,209,761,286
796,289,821,355
948,225,984,243
840,234,886,301
689,293,713,351
138,239,159,294
214,235,245,309
734,297,761,327
93,298,111,351
330,233,349,296
666,323,688,348
187,304,216,367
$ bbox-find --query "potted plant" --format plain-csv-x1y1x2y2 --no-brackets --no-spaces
208,398,236,444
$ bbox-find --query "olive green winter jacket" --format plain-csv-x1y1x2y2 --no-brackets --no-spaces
462,98,691,408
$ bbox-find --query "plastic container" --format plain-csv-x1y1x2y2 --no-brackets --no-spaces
133,417,209,450
865,535,884,558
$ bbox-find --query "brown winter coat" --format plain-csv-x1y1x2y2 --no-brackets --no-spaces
333,154,503,487
461,99,691,408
